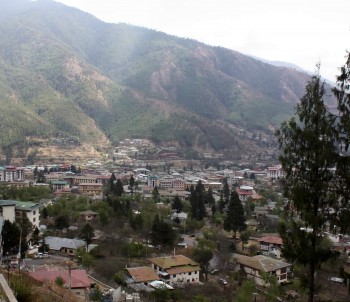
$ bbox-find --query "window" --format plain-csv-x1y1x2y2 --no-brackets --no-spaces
189,272,191,275
173,274,176,278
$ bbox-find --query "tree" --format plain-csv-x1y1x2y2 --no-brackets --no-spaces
189,181,206,220
223,191,246,239
240,230,251,251
31,227,40,244
55,215,69,235
113,179,124,196
276,67,340,302
80,223,94,251
151,214,176,248
129,175,135,195
192,247,213,281
42,207,48,219
109,173,116,192
172,195,183,214
152,186,160,203
1,220,20,256
222,178,230,202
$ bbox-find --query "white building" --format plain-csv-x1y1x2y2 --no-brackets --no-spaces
0,166,24,182
0,200,40,229
235,254,291,286
149,255,200,285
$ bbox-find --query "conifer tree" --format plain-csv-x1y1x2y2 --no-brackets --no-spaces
223,191,246,239
276,66,339,302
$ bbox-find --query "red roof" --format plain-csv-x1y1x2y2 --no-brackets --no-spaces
258,236,283,245
237,189,253,195
28,269,91,289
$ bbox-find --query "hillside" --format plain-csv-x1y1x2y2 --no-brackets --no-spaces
0,0,334,163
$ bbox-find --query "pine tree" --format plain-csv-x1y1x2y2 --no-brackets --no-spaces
129,175,135,195
114,179,124,196
109,173,116,192
80,223,94,251
276,66,339,302
223,191,246,239
172,195,183,214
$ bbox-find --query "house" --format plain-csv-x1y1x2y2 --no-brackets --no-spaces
253,206,269,218
234,254,292,286
149,255,200,285
44,236,86,256
125,266,160,286
28,269,93,297
80,210,98,221
258,235,283,259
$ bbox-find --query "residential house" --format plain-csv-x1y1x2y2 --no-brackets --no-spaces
44,236,86,256
28,269,93,297
125,266,160,286
149,255,200,285
234,254,292,286
258,236,283,259
253,206,269,218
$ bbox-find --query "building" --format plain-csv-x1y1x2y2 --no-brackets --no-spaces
0,166,24,182
44,236,86,256
50,180,70,190
0,200,40,229
28,269,93,297
125,266,160,286
267,165,285,179
234,254,292,286
258,236,283,259
149,255,200,285
78,183,103,196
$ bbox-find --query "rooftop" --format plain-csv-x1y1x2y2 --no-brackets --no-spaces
125,266,160,283
148,255,198,269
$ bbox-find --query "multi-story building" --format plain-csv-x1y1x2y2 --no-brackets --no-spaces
258,235,283,259
0,200,40,229
0,166,24,182
235,254,291,286
78,183,103,196
149,255,200,285
267,165,285,179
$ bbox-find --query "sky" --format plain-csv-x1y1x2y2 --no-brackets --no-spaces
55,0,350,82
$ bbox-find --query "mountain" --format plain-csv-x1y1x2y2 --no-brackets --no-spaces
0,0,334,163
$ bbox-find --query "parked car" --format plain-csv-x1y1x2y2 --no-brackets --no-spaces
177,242,188,248
218,278,228,285
210,269,219,275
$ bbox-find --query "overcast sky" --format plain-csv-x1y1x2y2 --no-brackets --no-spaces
55,0,350,82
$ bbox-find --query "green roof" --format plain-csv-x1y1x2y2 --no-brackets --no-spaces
0,200,39,211
50,180,69,185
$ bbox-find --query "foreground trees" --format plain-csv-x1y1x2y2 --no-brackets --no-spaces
276,63,350,302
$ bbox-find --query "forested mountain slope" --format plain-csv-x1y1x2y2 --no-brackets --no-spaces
0,0,333,163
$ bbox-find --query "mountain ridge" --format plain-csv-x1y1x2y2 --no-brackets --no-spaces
0,0,334,164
